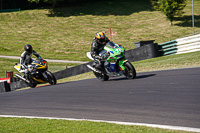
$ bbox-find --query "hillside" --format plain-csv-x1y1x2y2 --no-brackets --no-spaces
0,0,199,62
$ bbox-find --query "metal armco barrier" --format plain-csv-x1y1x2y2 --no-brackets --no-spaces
176,34,200,54
158,34,200,56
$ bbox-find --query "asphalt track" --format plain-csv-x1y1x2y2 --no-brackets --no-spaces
0,67,200,130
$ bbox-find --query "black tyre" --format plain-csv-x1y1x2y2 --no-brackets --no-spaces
124,61,136,79
93,71,109,81
29,82,37,88
27,75,37,88
46,71,57,85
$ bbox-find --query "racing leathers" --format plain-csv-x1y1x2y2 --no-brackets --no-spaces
19,50,42,74
91,37,110,72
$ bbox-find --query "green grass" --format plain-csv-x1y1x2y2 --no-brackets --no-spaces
133,51,200,72
0,117,193,133
0,0,199,61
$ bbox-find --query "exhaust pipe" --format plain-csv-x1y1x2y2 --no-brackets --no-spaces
15,74,30,84
86,65,101,73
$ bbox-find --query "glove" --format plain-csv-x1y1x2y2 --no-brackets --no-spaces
24,69,29,74
21,64,27,69
38,56,43,60
93,59,101,68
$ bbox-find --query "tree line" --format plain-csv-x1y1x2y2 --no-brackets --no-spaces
0,0,89,10
1,0,187,25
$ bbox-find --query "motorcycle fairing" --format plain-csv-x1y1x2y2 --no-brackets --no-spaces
109,63,116,72
32,77,47,83
118,59,128,70
32,61,47,70
14,65,21,71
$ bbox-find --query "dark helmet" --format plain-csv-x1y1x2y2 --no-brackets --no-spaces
95,31,106,44
24,44,33,54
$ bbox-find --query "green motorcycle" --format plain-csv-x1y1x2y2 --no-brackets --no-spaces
87,42,136,81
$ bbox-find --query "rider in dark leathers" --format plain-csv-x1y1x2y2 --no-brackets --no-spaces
91,31,110,73
20,44,42,75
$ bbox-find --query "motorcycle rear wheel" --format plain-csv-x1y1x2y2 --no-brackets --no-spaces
124,61,136,79
93,71,109,81
46,71,57,85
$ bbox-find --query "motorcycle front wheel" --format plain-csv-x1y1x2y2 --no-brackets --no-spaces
29,82,37,88
124,61,136,79
93,71,109,81
46,71,57,85
27,75,37,88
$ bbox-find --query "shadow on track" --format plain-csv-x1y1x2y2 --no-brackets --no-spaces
108,74,156,81
136,74,156,79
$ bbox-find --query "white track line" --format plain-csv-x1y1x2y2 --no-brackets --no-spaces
0,115,200,132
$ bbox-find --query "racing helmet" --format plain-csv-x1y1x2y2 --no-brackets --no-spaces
24,44,33,54
96,31,106,44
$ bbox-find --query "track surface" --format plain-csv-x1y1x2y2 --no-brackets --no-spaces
0,67,200,129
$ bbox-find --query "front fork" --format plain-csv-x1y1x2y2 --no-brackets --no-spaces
42,71,48,79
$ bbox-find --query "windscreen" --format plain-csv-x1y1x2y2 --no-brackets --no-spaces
32,59,41,64
106,42,116,48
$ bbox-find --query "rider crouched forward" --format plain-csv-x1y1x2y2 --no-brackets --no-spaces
91,31,110,73
19,44,42,77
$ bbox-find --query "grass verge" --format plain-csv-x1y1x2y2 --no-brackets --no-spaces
0,117,193,133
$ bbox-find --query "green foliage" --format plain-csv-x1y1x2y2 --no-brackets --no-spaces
28,0,64,8
27,0,77,8
28,0,62,3
28,0,41,3
150,0,159,9
151,0,187,25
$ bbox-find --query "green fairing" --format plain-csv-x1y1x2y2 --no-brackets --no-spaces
118,59,127,70
104,43,127,70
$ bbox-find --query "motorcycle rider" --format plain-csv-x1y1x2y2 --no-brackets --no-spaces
19,44,42,76
91,31,110,73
